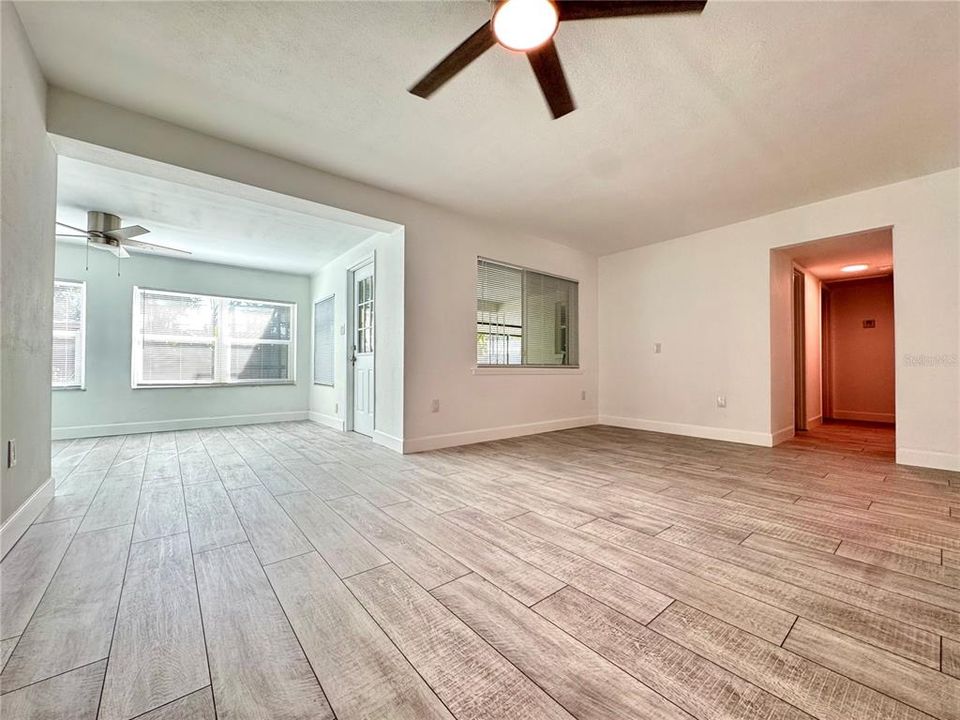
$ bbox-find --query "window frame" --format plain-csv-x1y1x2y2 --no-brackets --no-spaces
131,286,297,389
52,279,87,390
313,293,335,387
475,257,580,370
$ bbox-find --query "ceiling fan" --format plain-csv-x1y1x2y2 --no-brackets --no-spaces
56,211,190,259
409,0,707,119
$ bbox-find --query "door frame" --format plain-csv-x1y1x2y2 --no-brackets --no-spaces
792,268,807,432
821,284,833,420
345,253,376,434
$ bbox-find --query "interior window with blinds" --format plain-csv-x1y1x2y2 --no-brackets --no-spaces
132,288,295,387
313,295,335,386
476,258,578,367
52,280,86,388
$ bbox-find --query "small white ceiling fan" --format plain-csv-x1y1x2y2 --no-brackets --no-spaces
56,210,190,258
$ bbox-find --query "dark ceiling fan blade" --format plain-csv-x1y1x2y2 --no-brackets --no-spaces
527,40,575,119
409,21,497,98
557,1,706,22
104,225,150,241
56,220,89,234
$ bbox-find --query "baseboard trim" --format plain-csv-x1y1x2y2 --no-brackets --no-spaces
599,415,777,447
1,477,54,560
308,411,346,432
404,416,598,454
373,430,404,454
806,415,823,429
896,448,960,472
770,425,796,446
831,410,896,424
52,411,310,439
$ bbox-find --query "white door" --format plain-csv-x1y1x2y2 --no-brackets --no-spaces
351,262,375,437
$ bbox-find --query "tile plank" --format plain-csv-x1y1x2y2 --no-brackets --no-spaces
267,553,453,719
328,495,468,589
98,533,209,720
229,485,312,565
433,573,693,720
385,501,564,605
184,481,248,553
512,511,795,643
0,525,131,692
783,618,960,720
0,659,106,720
193,542,332,719
134,687,216,720
447,506,672,623
0,518,79,640
133,483,187,543
348,563,575,720
535,586,810,720
275,491,386,577
651,603,934,720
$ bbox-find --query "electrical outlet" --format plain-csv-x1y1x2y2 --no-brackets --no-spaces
581,390,586,401
431,399,440,413
7,439,16,468
716,395,727,409
654,342,662,354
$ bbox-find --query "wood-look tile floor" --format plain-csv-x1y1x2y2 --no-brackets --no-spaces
2,421,959,719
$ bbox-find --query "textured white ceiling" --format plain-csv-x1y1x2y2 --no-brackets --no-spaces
56,157,379,274
19,1,959,255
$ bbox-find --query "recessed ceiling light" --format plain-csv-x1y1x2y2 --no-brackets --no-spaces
841,264,869,273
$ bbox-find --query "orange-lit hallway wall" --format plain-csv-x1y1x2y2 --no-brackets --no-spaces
826,276,895,424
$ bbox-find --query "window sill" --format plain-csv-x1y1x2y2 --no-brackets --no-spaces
132,381,296,390
472,366,582,376
53,386,85,391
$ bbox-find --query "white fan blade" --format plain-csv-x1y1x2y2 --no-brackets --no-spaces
56,233,89,238
90,243,127,258
56,221,88,234
104,225,149,241
122,238,191,254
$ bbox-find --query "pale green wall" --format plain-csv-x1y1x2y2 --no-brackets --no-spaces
53,242,311,437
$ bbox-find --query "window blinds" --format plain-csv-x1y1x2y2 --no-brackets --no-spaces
314,296,335,386
475,258,578,367
52,280,85,388
133,288,295,386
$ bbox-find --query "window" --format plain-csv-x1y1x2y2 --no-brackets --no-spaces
132,288,295,387
52,280,86,388
314,295,335,386
476,258,578,367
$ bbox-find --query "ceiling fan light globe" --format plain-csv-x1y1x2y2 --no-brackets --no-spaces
493,0,559,51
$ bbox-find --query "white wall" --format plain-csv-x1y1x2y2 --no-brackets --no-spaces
46,90,599,453
308,230,405,450
0,4,58,548
600,169,959,470
52,243,311,438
